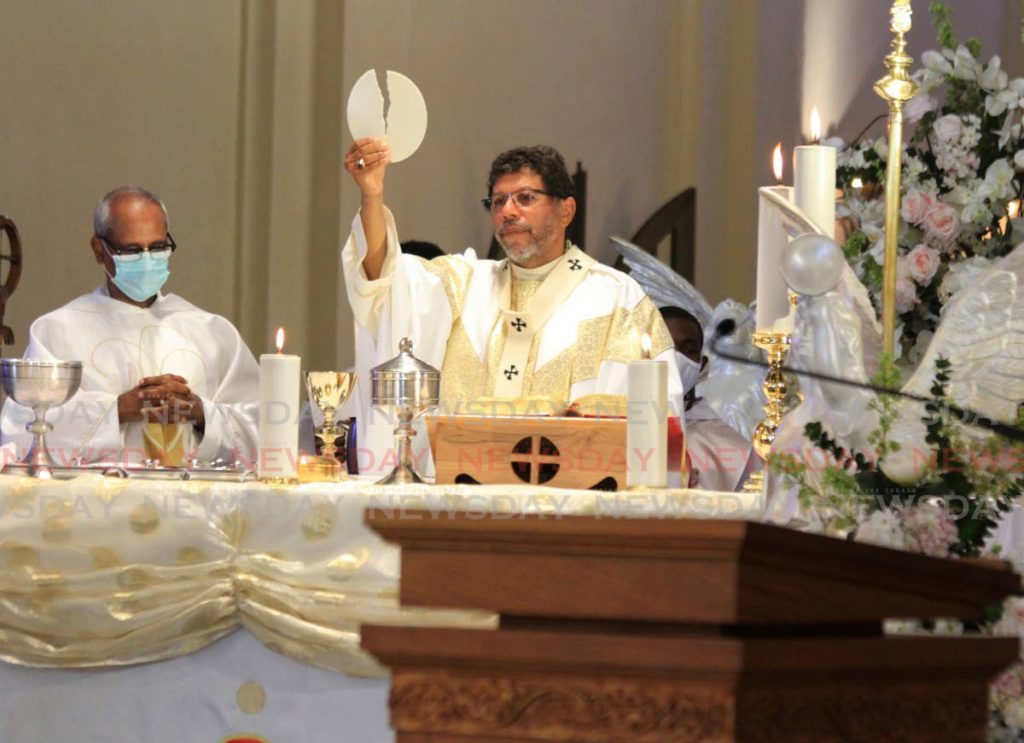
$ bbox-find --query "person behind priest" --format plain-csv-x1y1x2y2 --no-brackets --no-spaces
400,239,445,260
0,186,259,466
660,306,758,492
341,139,683,477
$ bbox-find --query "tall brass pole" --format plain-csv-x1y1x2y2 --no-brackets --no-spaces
874,0,919,356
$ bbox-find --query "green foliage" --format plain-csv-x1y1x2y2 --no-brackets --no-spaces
867,352,902,461
769,356,1023,557
930,3,957,50
861,255,883,295
842,231,870,261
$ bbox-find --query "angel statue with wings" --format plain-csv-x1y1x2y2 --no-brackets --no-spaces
611,237,760,491
761,189,1024,564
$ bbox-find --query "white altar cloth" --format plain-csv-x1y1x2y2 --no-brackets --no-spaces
0,629,391,742
0,474,761,741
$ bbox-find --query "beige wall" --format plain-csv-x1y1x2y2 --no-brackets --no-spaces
0,0,345,370
804,0,1012,143
339,0,678,262
0,0,1014,374
0,0,243,353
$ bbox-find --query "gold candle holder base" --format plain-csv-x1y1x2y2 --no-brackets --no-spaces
298,455,345,483
745,330,793,493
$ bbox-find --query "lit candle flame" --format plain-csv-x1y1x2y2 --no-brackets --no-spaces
1010,200,1021,219
275,327,285,353
851,176,863,190
640,333,652,359
810,106,822,142
772,143,783,182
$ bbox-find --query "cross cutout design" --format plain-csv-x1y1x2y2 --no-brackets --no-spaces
504,365,519,380
511,318,527,332
568,258,582,271
510,435,561,485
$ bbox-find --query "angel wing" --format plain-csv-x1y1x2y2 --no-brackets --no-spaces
694,299,766,439
761,186,819,239
902,243,1024,423
835,263,883,374
759,186,883,368
609,236,712,329
762,188,884,522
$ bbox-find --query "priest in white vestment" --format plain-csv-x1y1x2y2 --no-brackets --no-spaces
0,187,259,466
660,306,758,491
341,141,683,476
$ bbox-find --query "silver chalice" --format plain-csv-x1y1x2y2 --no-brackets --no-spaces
1,359,83,478
371,338,439,484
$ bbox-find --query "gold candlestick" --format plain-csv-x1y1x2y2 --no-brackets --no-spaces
874,0,919,356
744,330,793,493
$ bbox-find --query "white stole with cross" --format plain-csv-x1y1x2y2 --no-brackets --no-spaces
491,246,595,398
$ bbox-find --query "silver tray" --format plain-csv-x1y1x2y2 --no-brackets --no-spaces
2,462,257,482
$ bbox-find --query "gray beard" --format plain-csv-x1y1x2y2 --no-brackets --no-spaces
496,231,543,266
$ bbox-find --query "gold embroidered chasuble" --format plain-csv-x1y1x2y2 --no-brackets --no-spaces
341,208,682,475
418,245,674,407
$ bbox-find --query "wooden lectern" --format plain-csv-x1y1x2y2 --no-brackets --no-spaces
361,512,1020,742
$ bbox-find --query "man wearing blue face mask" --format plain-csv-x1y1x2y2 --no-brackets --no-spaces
660,306,758,492
0,186,259,466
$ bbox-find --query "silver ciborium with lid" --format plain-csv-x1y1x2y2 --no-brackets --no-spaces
371,337,439,484
0,359,83,478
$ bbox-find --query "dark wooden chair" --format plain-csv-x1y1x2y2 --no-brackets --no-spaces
0,216,22,346
566,161,586,250
617,187,696,282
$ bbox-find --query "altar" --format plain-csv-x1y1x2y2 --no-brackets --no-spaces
0,474,761,741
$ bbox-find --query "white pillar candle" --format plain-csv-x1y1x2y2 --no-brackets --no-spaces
258,329,300,479
627,344,668,488
793,143,836,238
755,185,794,330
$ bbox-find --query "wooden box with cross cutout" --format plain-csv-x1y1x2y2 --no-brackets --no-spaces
426,415,631,491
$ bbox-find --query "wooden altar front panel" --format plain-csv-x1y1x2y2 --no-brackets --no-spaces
361,512,1021,742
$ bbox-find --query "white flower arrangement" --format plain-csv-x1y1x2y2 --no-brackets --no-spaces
835,5,1024,365
770,349,1024,740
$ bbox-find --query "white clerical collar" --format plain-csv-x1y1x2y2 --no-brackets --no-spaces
509,248,567,282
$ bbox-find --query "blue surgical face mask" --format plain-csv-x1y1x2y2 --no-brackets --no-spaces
106,253,170,302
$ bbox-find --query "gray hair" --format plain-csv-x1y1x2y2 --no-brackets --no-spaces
93,186,169,238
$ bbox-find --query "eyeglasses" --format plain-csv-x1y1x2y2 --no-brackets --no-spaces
481,188,556,213
100,233,177,262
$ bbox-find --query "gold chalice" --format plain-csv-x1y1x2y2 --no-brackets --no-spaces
304,371,357,479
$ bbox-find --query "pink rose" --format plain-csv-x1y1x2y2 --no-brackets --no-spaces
991,665,1023,706
905,244,941,285
922,202,961,245
895,276,919,313
902,505,957,558
900,190,934,225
